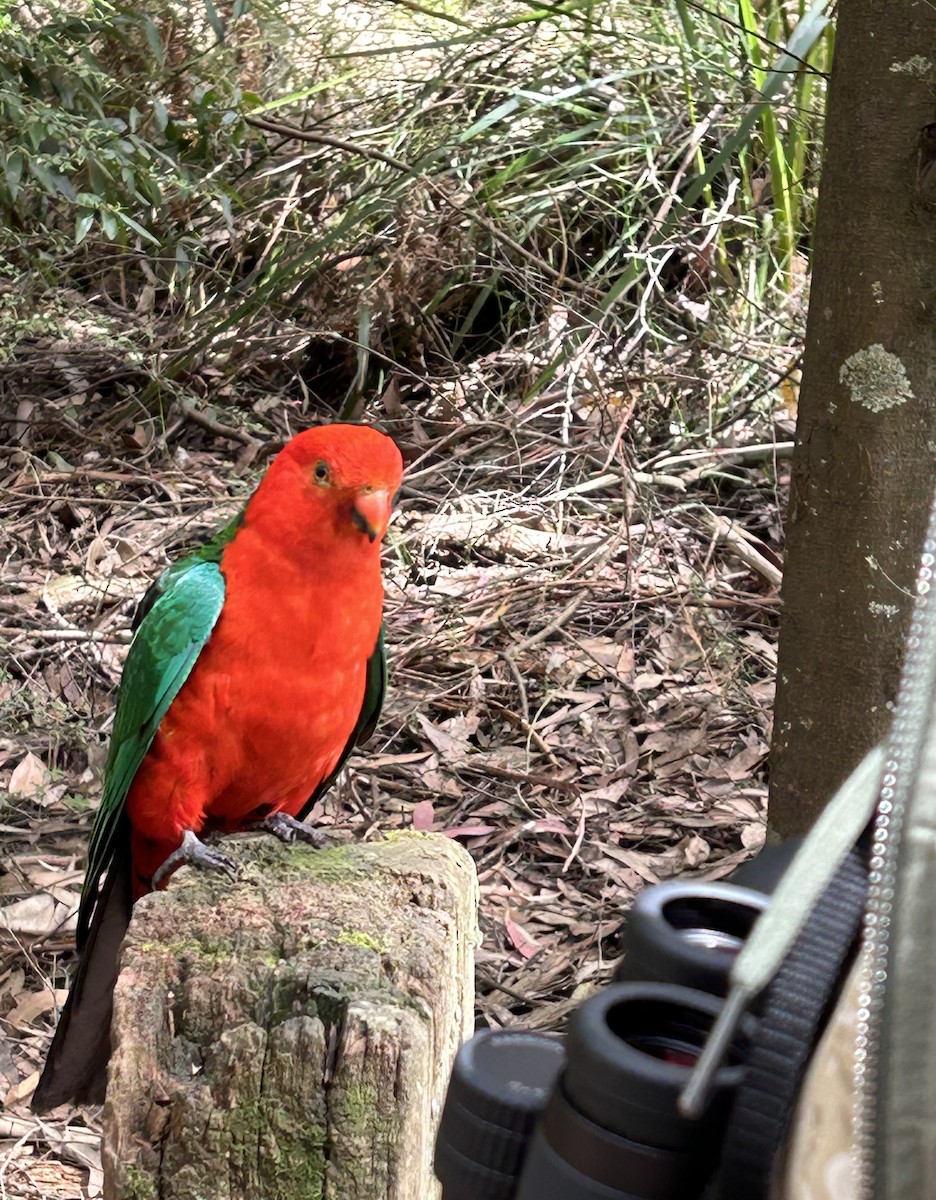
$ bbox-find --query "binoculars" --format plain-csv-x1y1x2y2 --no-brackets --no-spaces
434,870,777,1200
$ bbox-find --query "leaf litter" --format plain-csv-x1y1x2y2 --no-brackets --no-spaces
0,317,795,1197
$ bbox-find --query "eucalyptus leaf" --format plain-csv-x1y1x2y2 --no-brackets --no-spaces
75,208,95,245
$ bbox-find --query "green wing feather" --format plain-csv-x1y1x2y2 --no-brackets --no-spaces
298,627,387,819
78,557,227,948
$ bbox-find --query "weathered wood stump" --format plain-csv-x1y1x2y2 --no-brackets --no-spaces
102,833,479,1200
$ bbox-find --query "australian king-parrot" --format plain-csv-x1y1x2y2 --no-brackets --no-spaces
32,423,403,1112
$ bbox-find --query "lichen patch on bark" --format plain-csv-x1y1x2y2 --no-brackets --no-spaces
839,345,913,411
889,55,934,79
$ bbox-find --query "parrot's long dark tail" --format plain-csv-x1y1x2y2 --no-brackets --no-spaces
32,853,133,1112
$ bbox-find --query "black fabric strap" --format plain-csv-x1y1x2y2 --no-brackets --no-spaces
713,844,868,1200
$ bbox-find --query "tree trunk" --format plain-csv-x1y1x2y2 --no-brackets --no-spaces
101,833,478,1200
770,0,936,836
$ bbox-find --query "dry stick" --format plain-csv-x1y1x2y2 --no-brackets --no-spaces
255,169,303,273
459,761,578,793
5,469,148,487
244,116,596,294
510,592,588,656
177,398,261,448
475,970,536,1005
487,699,561,767
0,1115,102,1184
640,104,725,250
566,520,628,580
404,427,509,485
505,522,627,653
702,513,783,589
677,595,781,609
562,791,588,874
646,441,795,473
600,397,641,472
497,651,531,724
0,627,131,643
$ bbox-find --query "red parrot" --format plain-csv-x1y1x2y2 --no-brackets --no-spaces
33,423,403,1111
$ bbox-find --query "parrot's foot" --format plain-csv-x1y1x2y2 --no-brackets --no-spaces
152,829,238,888
257,812,328,848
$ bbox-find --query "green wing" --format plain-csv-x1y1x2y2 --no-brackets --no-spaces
298,627,387,820
78,558,227,948
131,509,243,632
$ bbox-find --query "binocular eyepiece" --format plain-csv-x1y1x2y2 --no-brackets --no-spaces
435,877,771,1200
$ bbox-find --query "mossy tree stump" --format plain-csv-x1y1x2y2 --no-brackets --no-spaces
102,833,478,1200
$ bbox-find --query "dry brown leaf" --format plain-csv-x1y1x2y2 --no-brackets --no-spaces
580,779,630,806
528,818,573,835
593,843,665,883
366,751,433,768
8,753,51,799
711,792,766,822
2,1068,38,1107
413,751,461,796
0,964,26,992
444,823,498,839
723,738,768,780
7,987,69,1028
504,915,542,960
631,672,667,692
572,637,633,680
21,868,84,890
0,892,76,937
700,848,764,880
415,713,473,763
741,630,778,664
411,800,435,831
679,833,711,868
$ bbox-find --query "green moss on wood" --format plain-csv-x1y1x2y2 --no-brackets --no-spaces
336,930,386,953
122,1165,158,1200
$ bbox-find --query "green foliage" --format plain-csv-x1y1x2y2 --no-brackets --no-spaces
3,0,830,425
673,0,833,285
0,0,250,262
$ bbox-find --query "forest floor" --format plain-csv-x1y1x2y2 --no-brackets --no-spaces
0,317,794,1195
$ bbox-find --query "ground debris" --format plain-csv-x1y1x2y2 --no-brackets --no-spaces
0,327,789,1196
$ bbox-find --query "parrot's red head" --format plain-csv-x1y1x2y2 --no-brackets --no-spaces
252,424,403,551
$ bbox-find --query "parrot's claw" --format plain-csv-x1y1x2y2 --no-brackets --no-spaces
152,829,239,887
257,812,328,848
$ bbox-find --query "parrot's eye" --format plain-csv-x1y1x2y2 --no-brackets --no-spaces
313,460,330,485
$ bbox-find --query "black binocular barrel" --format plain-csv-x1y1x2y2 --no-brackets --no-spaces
433,866,786,1200
614,880,769,997
513,982,751,1200
434,1028,566,1200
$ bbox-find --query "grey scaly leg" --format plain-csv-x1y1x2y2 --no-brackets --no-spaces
256,812,327,848
152,829,238,887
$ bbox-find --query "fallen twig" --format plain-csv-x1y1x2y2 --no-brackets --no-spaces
701,512,783,588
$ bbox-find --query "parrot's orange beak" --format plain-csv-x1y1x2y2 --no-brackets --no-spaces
351,489,393,542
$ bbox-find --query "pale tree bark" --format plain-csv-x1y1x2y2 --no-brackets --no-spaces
770,0,936,836
102,834,478,1200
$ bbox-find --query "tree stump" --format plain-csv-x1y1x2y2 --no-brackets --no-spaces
101,833,479,1200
